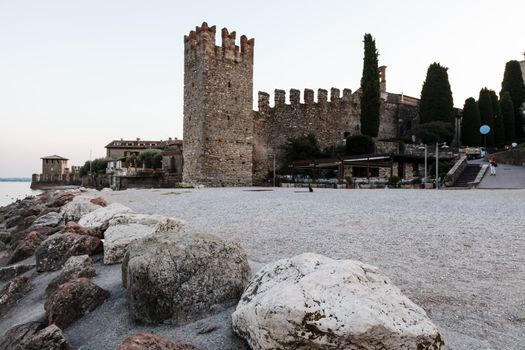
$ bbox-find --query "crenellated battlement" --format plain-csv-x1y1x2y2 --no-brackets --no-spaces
257,88,354,110
184,22,254,63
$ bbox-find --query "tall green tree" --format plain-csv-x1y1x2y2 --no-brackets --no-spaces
461,97,481,146
360,33,380,137
501,60,525,138
500,91,516,142
419,63,455,125
478,88,494,146
489,90,505,147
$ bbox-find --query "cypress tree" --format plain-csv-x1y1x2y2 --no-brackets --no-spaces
500,91,516,142
419,63,455,125
501,60,525,138
489,90,505,147
478,88,494,146
461,97,481,146
360,33,380,137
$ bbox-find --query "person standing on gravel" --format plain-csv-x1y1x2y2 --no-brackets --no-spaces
489,155,497,176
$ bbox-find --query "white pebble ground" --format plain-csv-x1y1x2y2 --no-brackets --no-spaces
103,187,525,350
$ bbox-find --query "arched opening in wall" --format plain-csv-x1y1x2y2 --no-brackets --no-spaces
170,157,176,172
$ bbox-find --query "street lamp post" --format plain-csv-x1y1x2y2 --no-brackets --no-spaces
435,142,449,190
418,143,428,183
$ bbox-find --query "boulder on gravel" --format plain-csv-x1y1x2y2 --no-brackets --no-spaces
0,263,35,282
7,231,46,264
0,321,46,349
32,212,62,228
58,221,103,239
232,253,444,350
20,324,71,350
0,276,32,318
122,232,250,325
116,333,199,350
46,192,76,208
104,213,185,264
60,196,102,222
45,278,109,329
35,234,102,272
78,203,133,228
46,255,97,295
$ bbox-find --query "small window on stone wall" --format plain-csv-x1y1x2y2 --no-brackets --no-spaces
228,81,231,88
227,115,230,121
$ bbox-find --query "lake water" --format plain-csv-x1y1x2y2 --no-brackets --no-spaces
0,182,43,207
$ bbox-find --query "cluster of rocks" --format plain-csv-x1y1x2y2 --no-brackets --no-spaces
0,189,445,349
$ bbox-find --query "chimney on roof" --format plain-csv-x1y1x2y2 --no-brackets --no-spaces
120,138,123,141
136,138,140,141
168,137,172,141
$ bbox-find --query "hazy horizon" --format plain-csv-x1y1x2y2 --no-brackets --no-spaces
1,0,524,177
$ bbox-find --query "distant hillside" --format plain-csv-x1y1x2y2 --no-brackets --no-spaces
0,178,31,182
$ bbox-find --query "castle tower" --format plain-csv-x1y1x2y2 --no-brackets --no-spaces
183,22,255,186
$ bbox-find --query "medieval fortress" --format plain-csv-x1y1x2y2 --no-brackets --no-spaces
182,22,420,186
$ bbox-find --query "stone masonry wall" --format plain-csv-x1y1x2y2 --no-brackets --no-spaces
182,23,254,186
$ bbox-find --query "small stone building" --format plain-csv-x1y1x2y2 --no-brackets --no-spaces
31,155,81,188
40,155,69,182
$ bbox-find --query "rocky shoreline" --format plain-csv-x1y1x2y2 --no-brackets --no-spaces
1,187,505,349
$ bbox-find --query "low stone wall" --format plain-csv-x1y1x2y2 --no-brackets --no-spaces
445,156,467,187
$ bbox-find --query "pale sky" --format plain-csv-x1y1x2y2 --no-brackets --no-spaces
1,0,524,177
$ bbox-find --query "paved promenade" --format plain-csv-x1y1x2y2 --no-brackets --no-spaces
473,158,525,189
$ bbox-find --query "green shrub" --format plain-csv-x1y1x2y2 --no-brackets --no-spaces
388,176,400,187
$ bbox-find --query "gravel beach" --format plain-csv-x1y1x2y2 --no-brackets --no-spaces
1,187,523,349
103,187,525,350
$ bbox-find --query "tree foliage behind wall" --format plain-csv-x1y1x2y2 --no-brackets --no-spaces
501,60,525,139
281,134,322,164
345,135,375,155
461,97,481,146
360,33,380,137
138,149,163,169
79,158,109,176
419,63,455,125
415,121,454,144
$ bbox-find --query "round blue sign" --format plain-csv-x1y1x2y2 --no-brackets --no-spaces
480,125,491,135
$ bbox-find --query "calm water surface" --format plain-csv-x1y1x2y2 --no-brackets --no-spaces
0,182,42,207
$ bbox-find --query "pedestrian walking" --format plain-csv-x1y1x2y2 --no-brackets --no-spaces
465,146,471,159
489,156,497,176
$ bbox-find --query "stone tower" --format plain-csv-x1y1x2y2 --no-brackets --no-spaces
182,22,255,186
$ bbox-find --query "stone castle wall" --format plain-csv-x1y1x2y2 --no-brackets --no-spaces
182,23,420,186
182,23,254,186
252,88,409,183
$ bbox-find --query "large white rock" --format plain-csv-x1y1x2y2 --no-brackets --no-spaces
232,253,444,350
60,195,101,222
78,203,132,228
103,213,185,264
